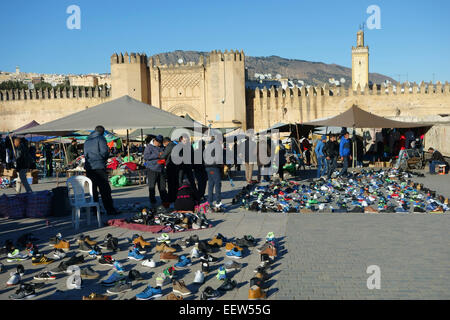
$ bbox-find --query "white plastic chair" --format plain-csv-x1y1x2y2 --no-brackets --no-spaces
66,176,101,230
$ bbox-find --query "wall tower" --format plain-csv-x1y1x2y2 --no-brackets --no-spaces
352,30,369,91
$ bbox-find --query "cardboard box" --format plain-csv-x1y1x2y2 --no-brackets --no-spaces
3,169,17,179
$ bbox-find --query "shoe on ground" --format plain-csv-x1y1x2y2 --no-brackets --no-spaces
31,255,55,266
155,242,177,253
78,240,93,253
224,260,242,272
248,285,267,300
216,266,227,280
163,292,183,300
207,236,223,248
9,284,36,300
106,281,132,294
226,247,243,259
160,252,179,262
33,271,56,281
157,233,171,244
113,261,125,273
200,253,219,264
7,249,29,262
51,249,66,260
155,273,171,287
82,293,108,300
79,235,97,246
98,255,115,266
201,261,209,274
6,272,21,286
225,242,243,252
193,270,205,285
142,259,156,268
132,235,151,249
259,245,277,259
200,286,221,300
80,267,100,279
218,278,237,292
172,279,191,296
128,269,143,281
101,272,126,287
136,285,162,300
190,247,200,259
54,239,70,252
128,248,145,261
174,255,192,269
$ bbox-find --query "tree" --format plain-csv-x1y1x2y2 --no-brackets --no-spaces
34,81,53,90
0,80,28,90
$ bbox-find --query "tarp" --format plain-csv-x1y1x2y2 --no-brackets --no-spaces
303,105,432,128
15,95,206,136
257,122,316,138
9,120,56,142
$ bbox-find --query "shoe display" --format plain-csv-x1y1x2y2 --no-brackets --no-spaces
200,286,221,300
33,271,56,281
82,293,108,300
193,270,205,284
172,279,191,296
80,267,100,279
9,284,36,300
136,285,163,300
142,259,156,268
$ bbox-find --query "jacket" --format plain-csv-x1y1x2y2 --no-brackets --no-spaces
323,140,339,159
174,184,199,212
315,140,325,158
430,150,446,163
84,131,109,170
15,142,33,171
339,137,351,157
144,141,163,172
160,141,177,167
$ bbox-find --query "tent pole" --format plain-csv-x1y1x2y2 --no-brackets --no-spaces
140,129,144,150
127,129,130,159
352,127,356,168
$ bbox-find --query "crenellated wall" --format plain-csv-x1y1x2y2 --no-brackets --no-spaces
248,81,450,132
0,87,111,132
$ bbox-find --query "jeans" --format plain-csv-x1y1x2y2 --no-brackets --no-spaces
429,160,445,174
244,163,254,182
316,156,327,178
147,169,169,205
206,167,221,205
86,169,116,214
16,169,33,193
166,164,179,203
326,158,337,178
340,156,350,176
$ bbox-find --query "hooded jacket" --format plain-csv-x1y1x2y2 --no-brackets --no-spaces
84,131,109,170
144,140,163,172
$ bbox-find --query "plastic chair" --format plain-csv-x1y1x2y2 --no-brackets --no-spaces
66,176,101,230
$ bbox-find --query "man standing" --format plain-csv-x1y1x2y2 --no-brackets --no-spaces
427,147,448,174
204,136,223,210
84,125,117,215
13,137,33,193
339,132,352,177
177,134,198,194
315,135,327,178
323,135,339,179
193,139,207,200
160,136,180,204
144,135,169,207
66,139,79,165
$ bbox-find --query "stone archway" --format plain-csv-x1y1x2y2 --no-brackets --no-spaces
167,104,203,123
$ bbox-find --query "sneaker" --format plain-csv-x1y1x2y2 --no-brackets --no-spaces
157,233,170,244
193,270,205,285
51,249,66,260
33,271,56,281
49,233,63,245
236,237,255,248
259,245,277,259
257,241,274,253
7,249,29,262
200,261,209,273
197,240,214,253
80,267,100,279
155,242,176,253
50,261,69,275
9,284,36,300
128,248,145,261
54,239,70,251
160,252,179,262
185,235,200,247
172,280,191,296
98,255,115,266
82,293,108,300
65,254,85,266
174,256,192,269
250,277,265,289
141,259,156,268
207,236,223,248
163,266,176,278
88,246,102,258
226,247,243,259
190,247,201,259
225,243,243,252
200,253,219,264
216,266,227,280
248,286,266,300
132,235,151,249
32,255,55,266
79,235,97,246
133,243,147,254
255,270,270,282
113,261,125,273
107,281,132,294
224,260,242,272
136,285,163,300
6,272,21,286
128,269,143,281
101,272,126,287
200,286,221,300
265,232,275,242
155,273,171,287
163,292,184,300
78,240,93,253
218,278,237,292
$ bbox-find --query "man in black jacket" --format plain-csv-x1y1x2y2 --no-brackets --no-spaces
323,134,339,179
144,135,169,208
161,137,179,204
13,137,33,193
84,125,117,215
427,147,448,174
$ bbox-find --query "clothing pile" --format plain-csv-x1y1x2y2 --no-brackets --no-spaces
0,177,12,189
106,157,138,172
234,168,449,214
125,207,211,232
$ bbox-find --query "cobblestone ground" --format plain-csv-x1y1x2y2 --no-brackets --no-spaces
0,169,449,300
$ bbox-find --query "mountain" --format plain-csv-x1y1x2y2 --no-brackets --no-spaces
152,50,395,86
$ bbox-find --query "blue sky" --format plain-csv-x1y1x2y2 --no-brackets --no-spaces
0,0,449,83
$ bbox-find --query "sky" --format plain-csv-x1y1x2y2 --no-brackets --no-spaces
0,0,449,83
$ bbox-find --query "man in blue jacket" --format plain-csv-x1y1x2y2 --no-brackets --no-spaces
315,135,327,178
84,125,117,215
339,131,352,177
144,135,169,207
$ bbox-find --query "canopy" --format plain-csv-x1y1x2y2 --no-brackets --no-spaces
257,122,316,138
9,120,56,142
15,95,205,136
303,105,432,128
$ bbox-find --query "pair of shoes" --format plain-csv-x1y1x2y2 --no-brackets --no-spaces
141,259,156,268
174,255,192,269
136,285,163,300
226,247,243,259
200,286,221,300
160,251,179,262
128,247,145,261
155,242,176,253
99,234,119,252
172,279,191,296
31,255,55,265
8,283,36,300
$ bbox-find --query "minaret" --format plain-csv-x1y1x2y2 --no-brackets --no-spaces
352,29,369,91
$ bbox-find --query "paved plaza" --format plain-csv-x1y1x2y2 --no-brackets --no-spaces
0,169,449,300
